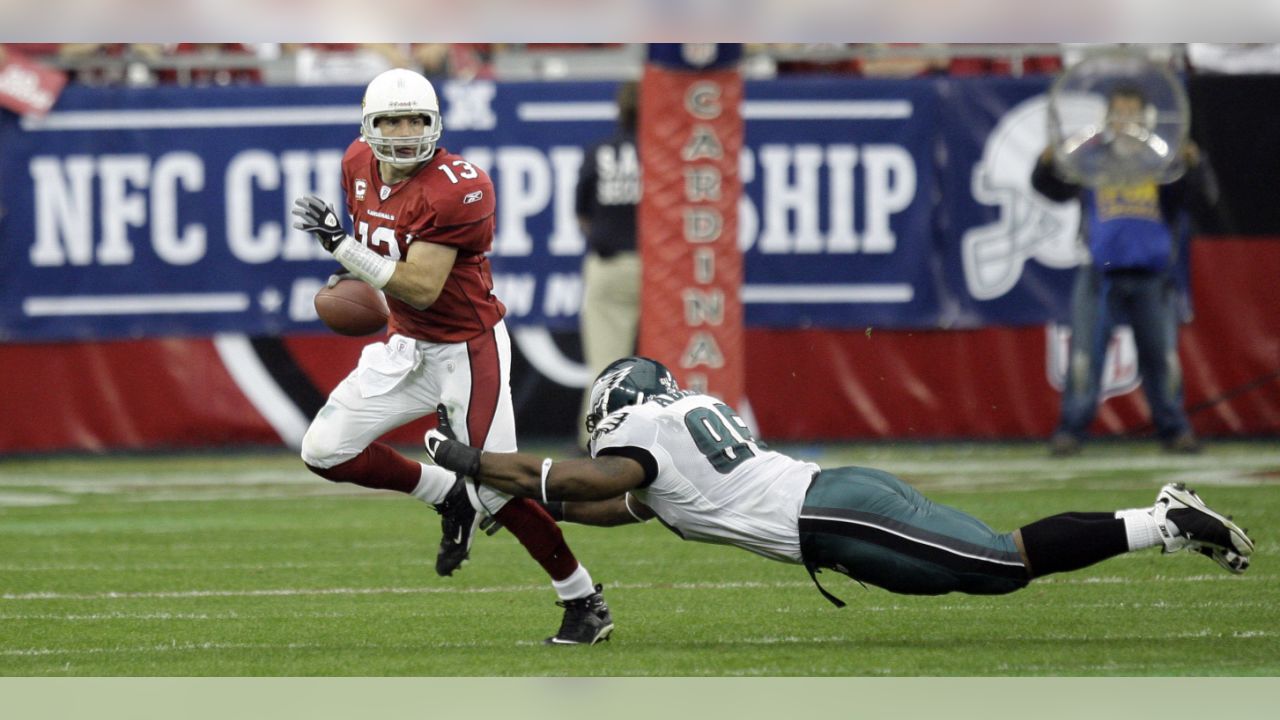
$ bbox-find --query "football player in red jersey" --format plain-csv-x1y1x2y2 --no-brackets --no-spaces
292,68,612,645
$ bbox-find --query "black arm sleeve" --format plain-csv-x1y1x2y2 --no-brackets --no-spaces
1160,151,1222,231
1030,154,1082,203
597,446,658,487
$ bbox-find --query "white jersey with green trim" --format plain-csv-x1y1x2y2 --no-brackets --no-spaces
589,391,819,563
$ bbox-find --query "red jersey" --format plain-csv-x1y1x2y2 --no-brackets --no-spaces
341,140,506,343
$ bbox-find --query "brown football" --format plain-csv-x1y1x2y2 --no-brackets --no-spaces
314,278,389,336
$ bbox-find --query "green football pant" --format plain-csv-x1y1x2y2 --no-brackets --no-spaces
799,466,1029,598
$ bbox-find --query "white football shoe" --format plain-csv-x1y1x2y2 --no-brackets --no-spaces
1152,483,1254,574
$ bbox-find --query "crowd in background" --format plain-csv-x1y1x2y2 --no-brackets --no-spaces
4,43,1277,87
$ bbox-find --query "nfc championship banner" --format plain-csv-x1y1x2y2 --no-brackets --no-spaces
0,75,1097,344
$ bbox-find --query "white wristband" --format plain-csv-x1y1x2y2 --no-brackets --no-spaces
540,457,553,504
333,236,396,289
623,492,647,523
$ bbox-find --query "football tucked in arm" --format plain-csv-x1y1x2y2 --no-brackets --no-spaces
314,278,389,336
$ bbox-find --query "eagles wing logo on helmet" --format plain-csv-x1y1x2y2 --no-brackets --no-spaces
584,357,679,435
962,94,1084,301
587,365,634,431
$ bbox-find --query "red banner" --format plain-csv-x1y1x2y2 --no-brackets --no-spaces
1,241,1275,453
0,48,67,116
745,238,1280,440
637,65,744,407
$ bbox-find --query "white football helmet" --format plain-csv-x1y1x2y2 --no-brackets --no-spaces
361,68,443,165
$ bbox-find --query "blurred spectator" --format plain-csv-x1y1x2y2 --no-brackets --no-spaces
1,43,63,60
947,45,1063,76
424,43,495,81
760,43,947,77
1060,44,1180,70
1034,87,1220,457
575,80,642,452
53,43,137,85
153,43,262,85
284,43,409,85
763,43,861,75
1187,44,1280,74
857,44,948,77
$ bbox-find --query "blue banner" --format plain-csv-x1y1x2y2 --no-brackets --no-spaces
1,76,1091,342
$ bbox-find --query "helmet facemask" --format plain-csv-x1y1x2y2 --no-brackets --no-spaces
362,110,442,166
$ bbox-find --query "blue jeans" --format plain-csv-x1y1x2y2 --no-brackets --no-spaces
1057,265,1190,441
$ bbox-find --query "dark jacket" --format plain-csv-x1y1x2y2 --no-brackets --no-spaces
575,129,640,258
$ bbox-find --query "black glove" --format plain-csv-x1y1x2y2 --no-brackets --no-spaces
424,404,481,478
291,195,346,252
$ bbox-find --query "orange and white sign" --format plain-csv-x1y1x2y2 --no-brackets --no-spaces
637,64,744,407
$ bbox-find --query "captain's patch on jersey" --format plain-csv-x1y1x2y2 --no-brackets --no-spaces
463,190,484,204
354,179,367,201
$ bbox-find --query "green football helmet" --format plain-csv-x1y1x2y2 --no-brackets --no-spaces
585,356,679,434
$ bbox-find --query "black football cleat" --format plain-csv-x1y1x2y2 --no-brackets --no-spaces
545,584,614,646
434,476,480,577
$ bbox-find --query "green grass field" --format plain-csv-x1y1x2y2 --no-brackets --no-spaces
2,442,1277,676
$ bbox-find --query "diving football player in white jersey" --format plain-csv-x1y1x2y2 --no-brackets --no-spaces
427,357,1253,611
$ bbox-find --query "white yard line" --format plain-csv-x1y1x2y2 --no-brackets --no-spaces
4,573,1268,604
0,580,814,602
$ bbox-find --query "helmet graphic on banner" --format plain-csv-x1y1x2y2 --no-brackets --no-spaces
361,68,443,165
1048,48,1190,187
963,94,1083,301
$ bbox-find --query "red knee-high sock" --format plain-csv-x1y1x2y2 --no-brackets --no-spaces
305,442,421,494
496,497,580,581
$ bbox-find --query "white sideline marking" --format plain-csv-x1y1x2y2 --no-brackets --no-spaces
877,454,1280,476
4,573,1265,604
0,493,72,507
0,610,356,621
3,639,487,657
0,580,815,602
0,470,319,488
1,641,324,657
